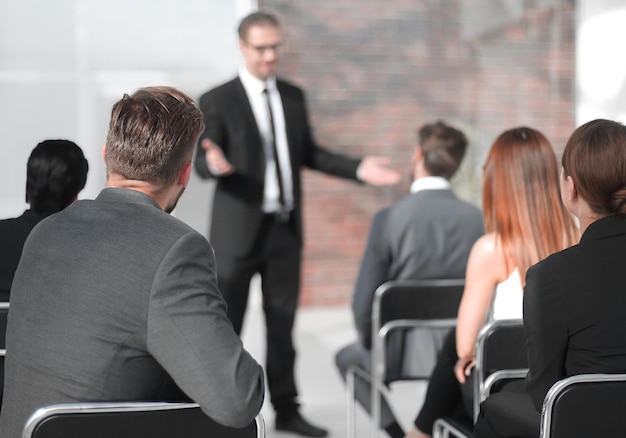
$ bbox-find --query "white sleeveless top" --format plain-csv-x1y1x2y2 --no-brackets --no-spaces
491,268,523,320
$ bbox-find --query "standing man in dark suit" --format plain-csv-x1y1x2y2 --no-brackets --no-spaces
194,11,400,437
335,121,484,438
0,86,265,438
0,139,88,302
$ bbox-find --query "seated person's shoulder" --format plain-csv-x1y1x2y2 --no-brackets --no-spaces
469,232,508,277
474,232,498,251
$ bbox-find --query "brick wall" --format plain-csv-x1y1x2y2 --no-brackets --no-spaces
260,0,576,306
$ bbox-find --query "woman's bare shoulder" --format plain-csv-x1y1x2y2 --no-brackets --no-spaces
468,232,509,281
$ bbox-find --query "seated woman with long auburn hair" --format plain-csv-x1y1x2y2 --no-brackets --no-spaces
475,119,626,437
405,127,579,438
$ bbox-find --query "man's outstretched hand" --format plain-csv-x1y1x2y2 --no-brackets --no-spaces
357,156,401,186
202,138,234,176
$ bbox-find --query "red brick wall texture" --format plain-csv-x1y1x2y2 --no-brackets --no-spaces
259,0,576,306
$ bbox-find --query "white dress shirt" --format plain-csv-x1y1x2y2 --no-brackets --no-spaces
409,176,451,194
239,67,294,213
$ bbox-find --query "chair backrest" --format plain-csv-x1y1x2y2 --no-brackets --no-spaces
540,373,626,438
23,402,265,438
373,279,465,331
473,319,527,419
0,301,9,350
370,279,464,438
0,302,9,407
372,279,465,382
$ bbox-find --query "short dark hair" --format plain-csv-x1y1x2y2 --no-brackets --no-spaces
417,121,468,179
562,118,626,216
105,86,204,189
238,11,280,40
26,139,88,217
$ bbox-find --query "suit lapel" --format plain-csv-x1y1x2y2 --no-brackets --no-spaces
233,78,261,138
276,80,297,171
233,77,266,173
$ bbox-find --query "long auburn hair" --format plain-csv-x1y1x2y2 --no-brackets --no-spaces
482,127,579,282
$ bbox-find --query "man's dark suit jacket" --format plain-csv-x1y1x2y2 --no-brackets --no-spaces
0,188,264,438
524,215,626,410
194,77,361,256
0,210,45,301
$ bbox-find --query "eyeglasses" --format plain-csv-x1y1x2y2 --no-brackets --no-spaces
245,41,283,54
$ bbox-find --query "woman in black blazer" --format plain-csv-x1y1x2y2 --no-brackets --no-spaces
475,119,626,437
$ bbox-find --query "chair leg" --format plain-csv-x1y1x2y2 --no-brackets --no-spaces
433,420,446,438
346,368,356,438
347,366,381,438
433,418,471,438
371,383,381,438
372,337,385,438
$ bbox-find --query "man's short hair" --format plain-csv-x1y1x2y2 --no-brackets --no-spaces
238,11,280,40
105,86,204,189
417,121,468,179
26,139,88,216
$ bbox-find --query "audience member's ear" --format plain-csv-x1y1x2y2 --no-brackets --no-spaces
178,162,192,188
412,145,423,166
101,144,107,163
566,175,577,202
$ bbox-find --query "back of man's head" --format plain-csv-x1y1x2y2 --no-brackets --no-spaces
105,86,204,190
417,121,468,180
26,139,89,217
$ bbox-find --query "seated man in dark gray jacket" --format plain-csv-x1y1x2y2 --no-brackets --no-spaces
0,86,265,438
335,121,484,438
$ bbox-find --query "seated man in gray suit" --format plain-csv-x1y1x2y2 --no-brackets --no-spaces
335,121,484,438
0,86,265,438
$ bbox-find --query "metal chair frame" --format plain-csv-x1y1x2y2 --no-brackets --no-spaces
433,417,472,438
0,301,9,354
472,318,527,420
23,401,265,438
433,319,527,438
540,373,626,438
346,279,464,438
0,301,9,408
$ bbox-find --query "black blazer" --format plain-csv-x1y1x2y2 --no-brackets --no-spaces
524,215,626,410
194,77,360,257
0,209,44,300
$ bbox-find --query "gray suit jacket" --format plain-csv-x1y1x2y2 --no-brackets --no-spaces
352,189,484,376
0,188,264,438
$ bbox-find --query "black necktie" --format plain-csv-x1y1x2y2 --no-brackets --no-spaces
263,88,285,209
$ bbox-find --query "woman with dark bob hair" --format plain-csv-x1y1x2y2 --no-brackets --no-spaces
475,119,626,437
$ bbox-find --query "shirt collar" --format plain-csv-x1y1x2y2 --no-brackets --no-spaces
410,176,451,194
239,67,277,95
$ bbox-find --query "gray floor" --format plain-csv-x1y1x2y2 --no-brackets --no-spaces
240,282,427,438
